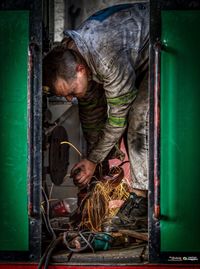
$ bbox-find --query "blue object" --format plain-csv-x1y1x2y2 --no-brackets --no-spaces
92,233,113,251
86,4,135,22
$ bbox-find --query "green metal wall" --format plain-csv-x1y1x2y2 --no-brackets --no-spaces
0,11,29,251
161,11,200,252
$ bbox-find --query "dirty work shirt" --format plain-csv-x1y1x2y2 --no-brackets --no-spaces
64,3,149,189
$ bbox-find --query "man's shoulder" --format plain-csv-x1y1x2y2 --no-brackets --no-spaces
81,3,149,25
77,2,149,32
75,3,149,58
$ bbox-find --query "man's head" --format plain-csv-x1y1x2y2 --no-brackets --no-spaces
43,46,89,101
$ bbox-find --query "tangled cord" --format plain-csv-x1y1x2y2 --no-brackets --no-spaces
63,230,95,253
80,181,129,232
38,230,113,268
41,187,56,239
38,188,58,269
62,230,113,255
39,139,130,268
38,235,63,269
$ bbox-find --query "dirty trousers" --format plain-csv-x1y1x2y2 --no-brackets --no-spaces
127,72,149,190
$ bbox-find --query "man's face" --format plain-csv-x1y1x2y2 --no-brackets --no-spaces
54,65,88,101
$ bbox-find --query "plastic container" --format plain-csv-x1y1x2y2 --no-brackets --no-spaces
50,197,77,217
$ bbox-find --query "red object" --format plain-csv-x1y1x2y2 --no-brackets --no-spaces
0,264,200,269
51,200,70,217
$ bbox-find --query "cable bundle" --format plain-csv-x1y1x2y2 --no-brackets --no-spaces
80,179,129,232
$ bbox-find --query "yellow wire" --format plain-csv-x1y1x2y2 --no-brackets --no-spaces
60,141,82,156
80,180,129,232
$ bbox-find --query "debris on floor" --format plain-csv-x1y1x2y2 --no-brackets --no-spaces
40,164,148,268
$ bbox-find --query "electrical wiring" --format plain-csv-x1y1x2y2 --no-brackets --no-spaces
40,139,130,267
49,183,54,200
41,206,53,236
42,187,56,239
60,140,82,156
39,188,62,269
79,231,95,252
43,236,63,269
38,235,62,269
62,232,83,253
42,198,59,204
38,239,55,269
39,140,83,268
80,181,130,232
52,227,70,232
62,231,95,253
62,230,113,255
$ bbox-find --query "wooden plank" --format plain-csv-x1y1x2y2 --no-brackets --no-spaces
119,229,148,241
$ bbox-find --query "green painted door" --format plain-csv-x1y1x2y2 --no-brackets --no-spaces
0,11,29,251
161,11,200,252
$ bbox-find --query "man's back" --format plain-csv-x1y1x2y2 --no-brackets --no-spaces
64,3,149,80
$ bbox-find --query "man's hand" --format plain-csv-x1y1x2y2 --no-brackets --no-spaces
71,159,97,188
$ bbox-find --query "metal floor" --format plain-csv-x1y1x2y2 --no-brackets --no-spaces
51,243,148,265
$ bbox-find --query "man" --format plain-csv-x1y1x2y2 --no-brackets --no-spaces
43,3,149,218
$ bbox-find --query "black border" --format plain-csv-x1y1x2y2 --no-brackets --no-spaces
149,0,200,264
0,0,42,262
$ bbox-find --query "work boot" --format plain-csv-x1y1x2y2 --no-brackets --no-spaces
118,192,147,219
104,193,148,231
